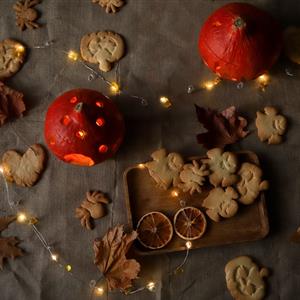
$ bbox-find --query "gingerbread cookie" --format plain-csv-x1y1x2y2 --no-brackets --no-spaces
225,256,269,300
177,160,209,195
202,148,239,187
13,0,41,31
236,163,269,205
202,187,239,222
145,149,184,190
255,106,287,144
92,0,125,13
0,39,26,80
80,31,125,72
2,144,46,187
75,191,109,230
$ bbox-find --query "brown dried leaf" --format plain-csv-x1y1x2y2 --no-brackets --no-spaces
195,105,249,149
0,82,26,126
94,225,140,291
0,215,23,270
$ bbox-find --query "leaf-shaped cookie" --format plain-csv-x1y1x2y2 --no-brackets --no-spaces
195,105,249,149
94,225,140,291
2,144,46,187
0,215,23,270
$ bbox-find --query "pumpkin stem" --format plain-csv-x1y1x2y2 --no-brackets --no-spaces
234,17,246,29
74,102,83,112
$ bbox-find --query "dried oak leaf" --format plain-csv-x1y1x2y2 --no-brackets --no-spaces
0,82,26,126
0,215,23,270
94,225,140,291
195,105,249,149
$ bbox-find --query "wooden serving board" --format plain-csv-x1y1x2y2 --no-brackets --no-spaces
123,151,269,256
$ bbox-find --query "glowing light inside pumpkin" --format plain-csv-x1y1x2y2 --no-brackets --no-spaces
62,115,71,126
76,130,87,139
96,118,105,127
67,50,79,61
160,96,172,108
70,96,78,104
98,145,108,153
95,101,104,108
110,82,120,94
64,154,95,166
138,163,145,169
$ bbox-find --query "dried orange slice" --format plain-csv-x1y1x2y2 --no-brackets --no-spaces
136,212,173,249
173,207,207,240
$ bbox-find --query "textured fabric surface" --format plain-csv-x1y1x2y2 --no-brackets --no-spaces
0,0,300,299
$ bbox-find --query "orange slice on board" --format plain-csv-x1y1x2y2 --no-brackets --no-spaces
173,207,207,240
136,212,173,249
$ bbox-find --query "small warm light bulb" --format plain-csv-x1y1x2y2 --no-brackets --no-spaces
0,165,3,174
257,74,269,84
110,82,120,94
203,81,215,90
138,163,145,169
51,254,58,262
15,45,25,56
76,130,87,139
171,189,179,197
65,264,72,272
160,96,172,108
17,213,27,223
67,50,79,61
185,241,192,249
95,287,104,296
146,281,156,292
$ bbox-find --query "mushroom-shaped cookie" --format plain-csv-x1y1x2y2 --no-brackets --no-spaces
145,149,184,190
177,160,209,195
202,187,239,222
255,106,287,144
202,148,239,187
80,31,125,72
225,256,269,300
75,191,109,230
236,163,269,205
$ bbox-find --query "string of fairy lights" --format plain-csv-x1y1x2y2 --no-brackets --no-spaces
0,40,274,298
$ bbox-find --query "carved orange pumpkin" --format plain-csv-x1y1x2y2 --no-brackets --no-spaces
44,89,125,166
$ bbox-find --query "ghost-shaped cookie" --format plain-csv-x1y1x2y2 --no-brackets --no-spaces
255,106,287,144
145,149,184,190
237,163,269,205
202,148,239,187
202,187,239,222
225,256,269,300
80,31,125,72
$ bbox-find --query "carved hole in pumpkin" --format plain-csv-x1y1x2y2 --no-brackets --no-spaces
70,97,78,104
61,115,71,126
98,144,108,153
76,130,87,139
49,138,55,145
96,118,105,127
95,101,104,108
64,154,95,166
